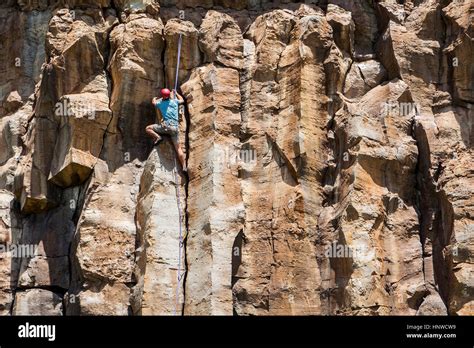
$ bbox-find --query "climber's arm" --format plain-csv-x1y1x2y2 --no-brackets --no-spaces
172,90,185,105
152,97,163,122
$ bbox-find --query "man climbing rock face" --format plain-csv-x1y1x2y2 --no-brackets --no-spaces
146,88,187,172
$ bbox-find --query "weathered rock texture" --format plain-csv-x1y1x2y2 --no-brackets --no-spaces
0,0,472,316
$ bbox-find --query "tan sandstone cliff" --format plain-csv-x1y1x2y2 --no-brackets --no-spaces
0,0,472,316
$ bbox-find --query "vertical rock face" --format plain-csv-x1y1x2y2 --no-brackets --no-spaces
0,0,472,316
67,11,165,315
321,80,423,315
232,6,330,315
135,145,186,315
181,10,244,315
374,0,473,316
0,191,20,315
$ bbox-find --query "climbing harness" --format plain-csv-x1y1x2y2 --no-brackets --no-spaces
173,33,185,316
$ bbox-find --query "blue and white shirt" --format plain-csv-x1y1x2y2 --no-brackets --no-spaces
156,99,179,127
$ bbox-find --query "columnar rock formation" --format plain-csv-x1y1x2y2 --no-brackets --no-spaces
0,0,472,315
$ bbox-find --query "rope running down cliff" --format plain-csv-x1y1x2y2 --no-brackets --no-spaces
173,33,185,316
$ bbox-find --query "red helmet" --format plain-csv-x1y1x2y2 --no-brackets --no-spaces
161,88,171,99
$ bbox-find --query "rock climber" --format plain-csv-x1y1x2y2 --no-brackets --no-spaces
146,88,187,172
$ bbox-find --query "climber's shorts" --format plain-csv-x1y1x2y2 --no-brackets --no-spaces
152,122,179,145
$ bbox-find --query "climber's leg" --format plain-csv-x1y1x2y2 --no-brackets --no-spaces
146,124,162,144
172,136,186,172
150,123,185,170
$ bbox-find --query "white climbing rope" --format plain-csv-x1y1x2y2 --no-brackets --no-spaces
174,33,183,93
173,33,185,316
173,157,184,316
